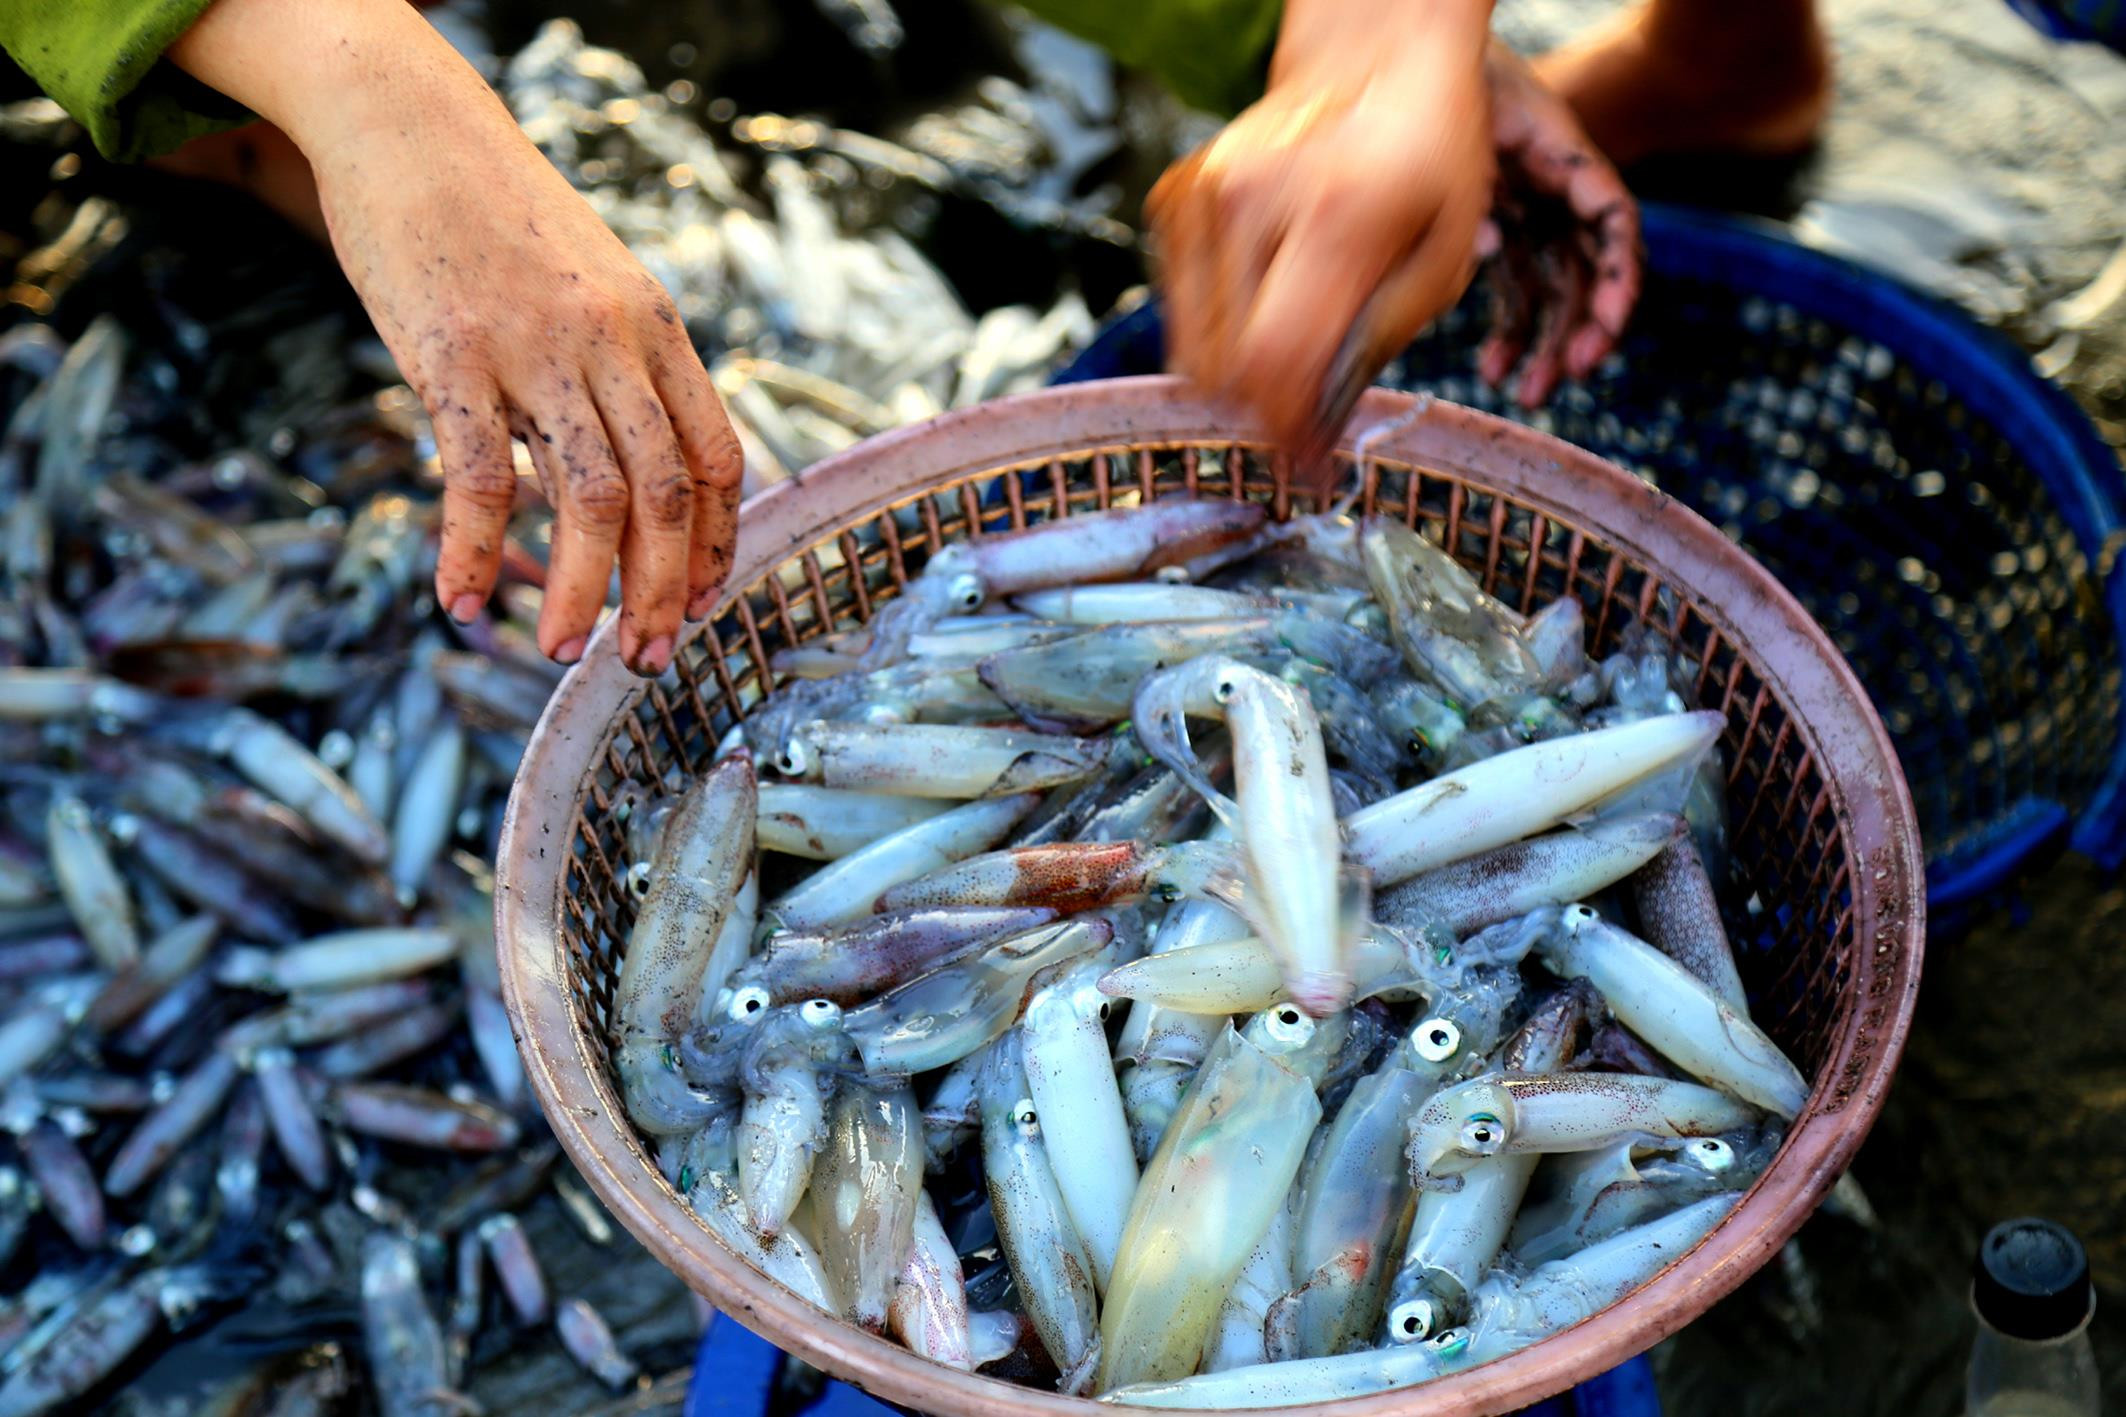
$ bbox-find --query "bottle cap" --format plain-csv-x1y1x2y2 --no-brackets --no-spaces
1972,1217,2093,1341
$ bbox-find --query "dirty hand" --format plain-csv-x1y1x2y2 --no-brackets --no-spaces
172,0,742,676
1477,44,1641,406
1147,0,1495,455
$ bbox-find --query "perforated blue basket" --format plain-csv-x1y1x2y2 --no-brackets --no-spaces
1053,202,2126,913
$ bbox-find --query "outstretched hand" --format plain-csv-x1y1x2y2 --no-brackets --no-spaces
172,0,742,677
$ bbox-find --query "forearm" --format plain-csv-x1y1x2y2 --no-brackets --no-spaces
166,0,515,162
1269,0,1494,85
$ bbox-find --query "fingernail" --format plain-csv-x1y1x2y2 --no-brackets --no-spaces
448,593,483,624
639,635,673,675
553,635,587,665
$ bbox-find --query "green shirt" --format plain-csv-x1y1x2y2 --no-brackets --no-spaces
0,0,1274,165
1012,0,1280,116
0,0,245,161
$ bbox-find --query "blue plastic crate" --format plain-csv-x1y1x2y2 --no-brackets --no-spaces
1051,202,2126,911
684,1310,1662,1417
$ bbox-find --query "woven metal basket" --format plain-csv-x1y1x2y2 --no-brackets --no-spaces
496,379,1926,1416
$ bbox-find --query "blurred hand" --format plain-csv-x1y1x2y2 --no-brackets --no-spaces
1147,4,1495,457
1476,45,1640,406
173,0,741,676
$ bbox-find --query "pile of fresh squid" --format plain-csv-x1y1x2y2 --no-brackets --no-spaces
615,492,1818,1406
0,315,660,1411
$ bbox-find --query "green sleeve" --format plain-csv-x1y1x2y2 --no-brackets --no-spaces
0,0,253,162
1009,0,1283,117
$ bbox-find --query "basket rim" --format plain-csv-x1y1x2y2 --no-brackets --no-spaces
496,377,1927,1417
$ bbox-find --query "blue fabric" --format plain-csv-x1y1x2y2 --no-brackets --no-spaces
684,1312,1664,1417
2005,0,2126,51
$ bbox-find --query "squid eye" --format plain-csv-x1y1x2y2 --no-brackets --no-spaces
1411,1017,1461,1064
1096,1000,1113,1022
1213,675,1237,703
729,986,771,1020
1388,1299,1434,1342
799,998,842,1028
626,861,653,900
1010,1099,1038,1130
317,730,355,769
1562,904,1598,931
1427,1327,1471,1359
1264,1006,1314,1048
1459,1113,1505,1155
948,573,984,612
775,739,810,778
1691,1138,1735,1172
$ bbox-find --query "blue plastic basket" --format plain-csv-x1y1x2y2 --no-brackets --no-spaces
1053,202,2126,912
684,1311,1663,1417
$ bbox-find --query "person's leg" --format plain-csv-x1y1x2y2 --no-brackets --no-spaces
1532,0,1831,166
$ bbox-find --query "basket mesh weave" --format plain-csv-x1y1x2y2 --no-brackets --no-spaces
1398,291,2119,877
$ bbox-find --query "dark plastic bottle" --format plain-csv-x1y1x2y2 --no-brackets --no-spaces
1966,1217,2099,1417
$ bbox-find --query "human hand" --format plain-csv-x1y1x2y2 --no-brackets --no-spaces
1476,45,1640,407
1146,0,1496,458
172,0,741,676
